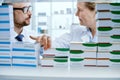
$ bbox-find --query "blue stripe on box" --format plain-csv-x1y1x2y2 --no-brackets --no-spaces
0,13,9,15
0,64,11,66
0,56,11,59
0,21,9,23
0,5,9,8
12,48,35,52
0,42,10,44
12,56,36,59
0,49,10,51
12,64,36,67
0,29,10,31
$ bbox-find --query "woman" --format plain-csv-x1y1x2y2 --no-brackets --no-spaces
52,2,97,48
76,2,96,40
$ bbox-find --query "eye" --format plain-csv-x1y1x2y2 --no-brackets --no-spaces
23,7,28,13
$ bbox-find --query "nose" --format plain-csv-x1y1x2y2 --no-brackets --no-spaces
27,10,32,16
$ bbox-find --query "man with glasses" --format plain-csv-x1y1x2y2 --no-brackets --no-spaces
8,3,51,50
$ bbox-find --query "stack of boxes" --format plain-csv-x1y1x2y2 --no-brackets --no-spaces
96,3,120,67
0,5,14,66
12,42,39,67
41,48,69,67
54,48,69,67
70,42,97,67
41,48,55,67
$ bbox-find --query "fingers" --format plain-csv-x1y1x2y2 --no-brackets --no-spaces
30,36,38,41
30,35,51,50
40,35,51,50
47,36,51,49
41,35,48,50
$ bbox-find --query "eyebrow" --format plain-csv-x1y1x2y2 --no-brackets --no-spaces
14,5,31,8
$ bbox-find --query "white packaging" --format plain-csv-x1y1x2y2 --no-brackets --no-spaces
54,57,68,67
96,3,120,11
97,27,120,36
41,58,54,67
12,58,38,67
0,13,13,21
98,36,120,43
0,58,11,66
96,11,120,20
70,42,97,52
0,5,13,13
70,50,96,58
70,58,84,67
98,43,120,51
97,20,120,28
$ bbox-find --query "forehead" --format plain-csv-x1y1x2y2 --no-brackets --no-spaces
77,2,86,8
13,3,31,8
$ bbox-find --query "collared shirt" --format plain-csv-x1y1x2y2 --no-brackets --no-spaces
52,25,97,48
11,27,36,43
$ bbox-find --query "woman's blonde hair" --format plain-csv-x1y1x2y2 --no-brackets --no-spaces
77,0,95,11
85,2,95,11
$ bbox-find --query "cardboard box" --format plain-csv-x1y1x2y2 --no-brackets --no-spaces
98,43,120,51
70,58,96,67
98,36,120,43
96,3,120,11
0,51,11,57
97,51,120,59
96,11,120,20
97,58,120,67
41,58,54,67
96,19,120,28
97,27,120,36
70,57,84,67
0,57,11,66
0,5,13,13
0,13,13,21
54,56,68,67
12,58,38,67
70,50,96,58
70,42,97,52
0,30,10,37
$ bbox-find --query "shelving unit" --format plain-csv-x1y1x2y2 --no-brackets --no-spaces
33,1,78,40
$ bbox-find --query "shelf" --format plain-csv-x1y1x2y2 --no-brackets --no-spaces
0,66,120,80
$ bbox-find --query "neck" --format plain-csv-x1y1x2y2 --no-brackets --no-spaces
90,25,96,37
14,23,23,35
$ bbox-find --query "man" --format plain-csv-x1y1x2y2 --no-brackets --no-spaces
10,3,51,50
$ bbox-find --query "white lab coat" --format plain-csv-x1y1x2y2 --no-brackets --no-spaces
52,25,97,48
11,27,37,43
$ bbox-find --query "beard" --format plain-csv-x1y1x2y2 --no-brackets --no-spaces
14,18,30,28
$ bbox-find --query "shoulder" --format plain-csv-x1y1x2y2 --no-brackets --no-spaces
23,27,37,36
70,24,87,35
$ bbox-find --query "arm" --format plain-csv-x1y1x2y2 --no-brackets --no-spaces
52,32,72,48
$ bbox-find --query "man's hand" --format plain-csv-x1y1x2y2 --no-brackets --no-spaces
30,35,51,50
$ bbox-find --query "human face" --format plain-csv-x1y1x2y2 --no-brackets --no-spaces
76,2,95,28
13,3,32,27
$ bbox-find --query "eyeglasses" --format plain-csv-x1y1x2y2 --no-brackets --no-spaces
13,6,32,14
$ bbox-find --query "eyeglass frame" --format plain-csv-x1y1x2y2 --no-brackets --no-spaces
13,6,32,14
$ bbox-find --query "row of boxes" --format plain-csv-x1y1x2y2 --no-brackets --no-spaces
0,5,13,66
41,42,120,67
70,42,120,67
11,42,39,67
41,48,69,67
96,3,120,67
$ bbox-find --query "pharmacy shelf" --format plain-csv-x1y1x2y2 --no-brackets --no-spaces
0,66,120,80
